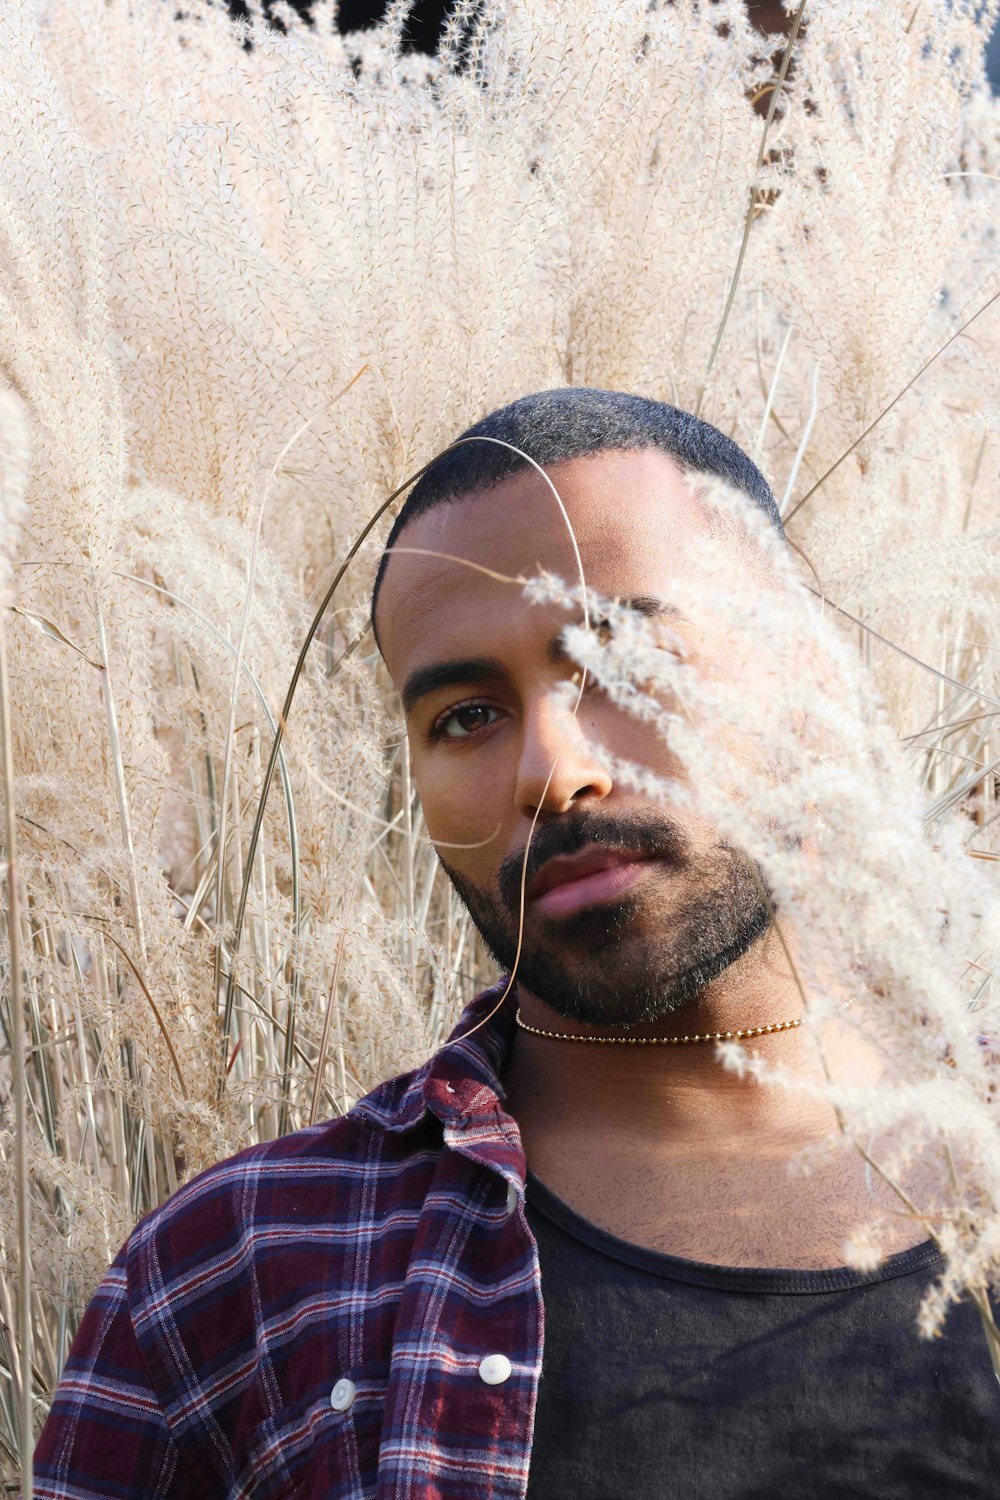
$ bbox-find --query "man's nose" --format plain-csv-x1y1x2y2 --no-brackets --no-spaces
513,688,613,818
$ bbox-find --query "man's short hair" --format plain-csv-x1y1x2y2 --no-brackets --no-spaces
370,386,785,639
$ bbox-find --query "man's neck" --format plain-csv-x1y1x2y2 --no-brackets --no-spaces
501,926,858,1145
496,933,930,1268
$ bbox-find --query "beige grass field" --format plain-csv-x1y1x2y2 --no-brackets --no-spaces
1,0,1000,1486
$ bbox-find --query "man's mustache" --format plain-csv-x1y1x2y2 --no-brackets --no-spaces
496,810,691,916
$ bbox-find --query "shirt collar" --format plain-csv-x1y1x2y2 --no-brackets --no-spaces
352,976,518,1135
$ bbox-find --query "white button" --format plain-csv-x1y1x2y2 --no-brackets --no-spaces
506,1181,518,1215
478,1353,512,1386
330,1377,356,1412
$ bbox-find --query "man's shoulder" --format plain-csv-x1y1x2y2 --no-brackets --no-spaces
133,1109,360,1236
125,1062,441,1286
117,976,513,1315
108,1070,448,1403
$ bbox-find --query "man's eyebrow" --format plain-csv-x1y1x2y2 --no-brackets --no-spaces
401,657,506,715
546,594,687,664
618,594,687,623
401,601,687,713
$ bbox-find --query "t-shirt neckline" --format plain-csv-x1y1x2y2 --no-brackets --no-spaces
524,1168,942,1295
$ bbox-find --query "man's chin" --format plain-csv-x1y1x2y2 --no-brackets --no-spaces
511,947,689,1029
527,893,647,952
511,905,772,1028
519,982,686,1030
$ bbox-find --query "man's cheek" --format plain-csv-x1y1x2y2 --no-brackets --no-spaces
419,782,498,860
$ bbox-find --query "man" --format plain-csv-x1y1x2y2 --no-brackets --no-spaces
32,389,998,1498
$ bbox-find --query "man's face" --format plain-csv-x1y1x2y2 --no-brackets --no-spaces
376,448,772,1026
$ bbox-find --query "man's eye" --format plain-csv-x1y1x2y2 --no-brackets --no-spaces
431,702,502,741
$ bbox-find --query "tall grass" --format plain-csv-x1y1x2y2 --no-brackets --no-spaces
0,0,998,1483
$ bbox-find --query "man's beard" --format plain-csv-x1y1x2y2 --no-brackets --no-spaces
437,808,773,1027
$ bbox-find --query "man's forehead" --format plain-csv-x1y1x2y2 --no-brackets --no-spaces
377,448,707,670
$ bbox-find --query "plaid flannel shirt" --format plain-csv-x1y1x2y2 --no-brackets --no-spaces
33,977,539,1500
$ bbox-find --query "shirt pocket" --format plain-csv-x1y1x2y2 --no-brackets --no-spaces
254,1364,389,1500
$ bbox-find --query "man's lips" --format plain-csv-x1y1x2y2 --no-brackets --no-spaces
528,848,660,917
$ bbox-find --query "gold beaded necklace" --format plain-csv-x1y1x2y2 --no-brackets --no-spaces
514,1006,802,1046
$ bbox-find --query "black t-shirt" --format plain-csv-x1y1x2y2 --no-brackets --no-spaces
523,1169,1000,1498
